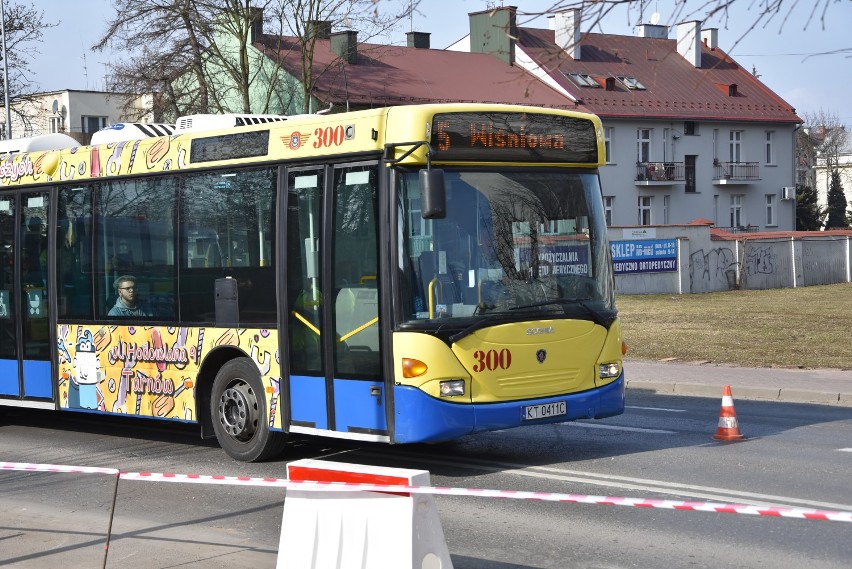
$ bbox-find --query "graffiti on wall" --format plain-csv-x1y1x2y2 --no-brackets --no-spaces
744,246,775,276
689,248,738,292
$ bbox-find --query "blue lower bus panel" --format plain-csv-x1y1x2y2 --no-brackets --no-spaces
393,374,625,443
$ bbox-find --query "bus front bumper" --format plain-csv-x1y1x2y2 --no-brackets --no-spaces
392,373,625,443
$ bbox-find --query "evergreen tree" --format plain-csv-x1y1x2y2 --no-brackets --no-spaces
795,184,825,231
825,170,849,229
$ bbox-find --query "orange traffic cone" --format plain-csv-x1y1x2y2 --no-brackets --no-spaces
713,385,745,441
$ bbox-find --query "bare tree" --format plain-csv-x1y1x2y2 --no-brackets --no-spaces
94,0,417,119
0,2,57,136
93,0,215,120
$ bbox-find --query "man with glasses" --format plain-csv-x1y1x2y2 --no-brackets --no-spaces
109,275,153,317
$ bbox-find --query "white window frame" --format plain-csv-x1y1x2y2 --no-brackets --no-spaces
764,131,775,165
729,130,743,163
81,115,108,134
48,116,63,133
663,195,670,225
765,194,776,226
730,194,744,227
603,196,614,226
637,129,651,163
638,196,652,226
604,127,614,164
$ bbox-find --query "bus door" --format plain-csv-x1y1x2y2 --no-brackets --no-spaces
285,163,387,439
0,190,55,407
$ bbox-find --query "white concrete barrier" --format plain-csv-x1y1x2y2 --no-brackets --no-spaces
277,458,453,569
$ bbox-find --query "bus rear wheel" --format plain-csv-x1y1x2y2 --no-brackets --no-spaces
211,357,285,462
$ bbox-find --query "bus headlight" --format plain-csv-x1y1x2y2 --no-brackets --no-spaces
599,362,621,379
439,380,466,397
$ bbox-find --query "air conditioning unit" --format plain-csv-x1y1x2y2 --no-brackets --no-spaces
781,187,795,200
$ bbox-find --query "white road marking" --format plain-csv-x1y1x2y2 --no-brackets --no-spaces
559,422,676,434
839,448,852,452
627,405,687,413
359,451,852,512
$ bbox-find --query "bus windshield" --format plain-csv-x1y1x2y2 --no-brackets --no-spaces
398,169,615,327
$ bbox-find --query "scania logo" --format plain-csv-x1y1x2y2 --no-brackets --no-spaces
536,349,547,363
526,326,554,335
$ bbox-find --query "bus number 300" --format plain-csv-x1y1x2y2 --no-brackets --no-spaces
472,349,512,372
313,125,345,148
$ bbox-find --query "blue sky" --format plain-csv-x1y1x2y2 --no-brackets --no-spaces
30,0,852,125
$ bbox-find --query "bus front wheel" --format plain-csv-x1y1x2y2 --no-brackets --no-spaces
210,357,285,462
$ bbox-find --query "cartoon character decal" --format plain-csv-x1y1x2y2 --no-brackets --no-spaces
57,324,281,429
71,329,104,410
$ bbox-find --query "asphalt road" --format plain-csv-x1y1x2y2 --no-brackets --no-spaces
2,389,851,569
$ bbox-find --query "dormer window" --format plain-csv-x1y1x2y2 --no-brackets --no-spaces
616,75,646,90
564,71,600,88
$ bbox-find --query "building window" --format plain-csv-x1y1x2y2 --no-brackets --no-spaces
48,116,63,133
684,121,697,135
564,72,601,88
662,128,669,162
684,155,697,193
82,116,108,134
617,76,646,90
663,195,670,225
765,194,776,226
638,196,652,225
604,127,614,163
603,196,614,226
637,129,651,163
764,131,775,165
729,130,743,163
713,194,719,226
730,194,744,227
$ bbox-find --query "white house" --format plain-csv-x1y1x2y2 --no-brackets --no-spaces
449,7,801,231
0,89,155,146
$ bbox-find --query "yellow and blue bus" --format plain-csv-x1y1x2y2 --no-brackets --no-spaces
0,104,624,461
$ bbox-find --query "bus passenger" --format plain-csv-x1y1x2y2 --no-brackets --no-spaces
109,275,153,317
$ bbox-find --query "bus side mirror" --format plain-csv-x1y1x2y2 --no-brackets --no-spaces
420,169,446,219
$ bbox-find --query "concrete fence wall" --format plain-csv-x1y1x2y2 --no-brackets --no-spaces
609,225,852,295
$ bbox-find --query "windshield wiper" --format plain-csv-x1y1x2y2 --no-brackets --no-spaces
509,298,617,328
448,314,501,344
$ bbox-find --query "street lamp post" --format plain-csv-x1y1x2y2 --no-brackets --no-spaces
1,0,11,139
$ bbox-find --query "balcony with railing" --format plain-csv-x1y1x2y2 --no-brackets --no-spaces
713,160,760,184
634,162,684,186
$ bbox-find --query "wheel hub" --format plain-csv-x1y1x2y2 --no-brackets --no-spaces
217,382,258,441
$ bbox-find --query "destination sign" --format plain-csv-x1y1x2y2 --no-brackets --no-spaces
430,112,599,163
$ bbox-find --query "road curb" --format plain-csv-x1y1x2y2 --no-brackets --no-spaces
626,380,852,407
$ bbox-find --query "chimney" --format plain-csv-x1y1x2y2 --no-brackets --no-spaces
701,28,718,49
552,9,582,59
468,6,517,65
637,23,669,39
406,31,431,49
331,30,358,64
676,20,702,67
248,7,264,43
307,20,332,40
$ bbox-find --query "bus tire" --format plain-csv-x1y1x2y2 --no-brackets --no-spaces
210,357,285,462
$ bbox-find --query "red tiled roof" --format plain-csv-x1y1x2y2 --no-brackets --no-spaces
518,28,801,123
254,35,575,109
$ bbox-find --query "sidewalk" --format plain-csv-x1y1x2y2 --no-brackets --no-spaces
624,359,852,406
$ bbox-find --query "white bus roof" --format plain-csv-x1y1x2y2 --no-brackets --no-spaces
90,123,176,145
0,133,79,155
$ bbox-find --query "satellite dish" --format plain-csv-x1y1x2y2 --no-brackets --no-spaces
52,99,59,114
650,12,661,25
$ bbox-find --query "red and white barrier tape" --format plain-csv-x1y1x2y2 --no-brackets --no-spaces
4,462,852,523
0,462,119,475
